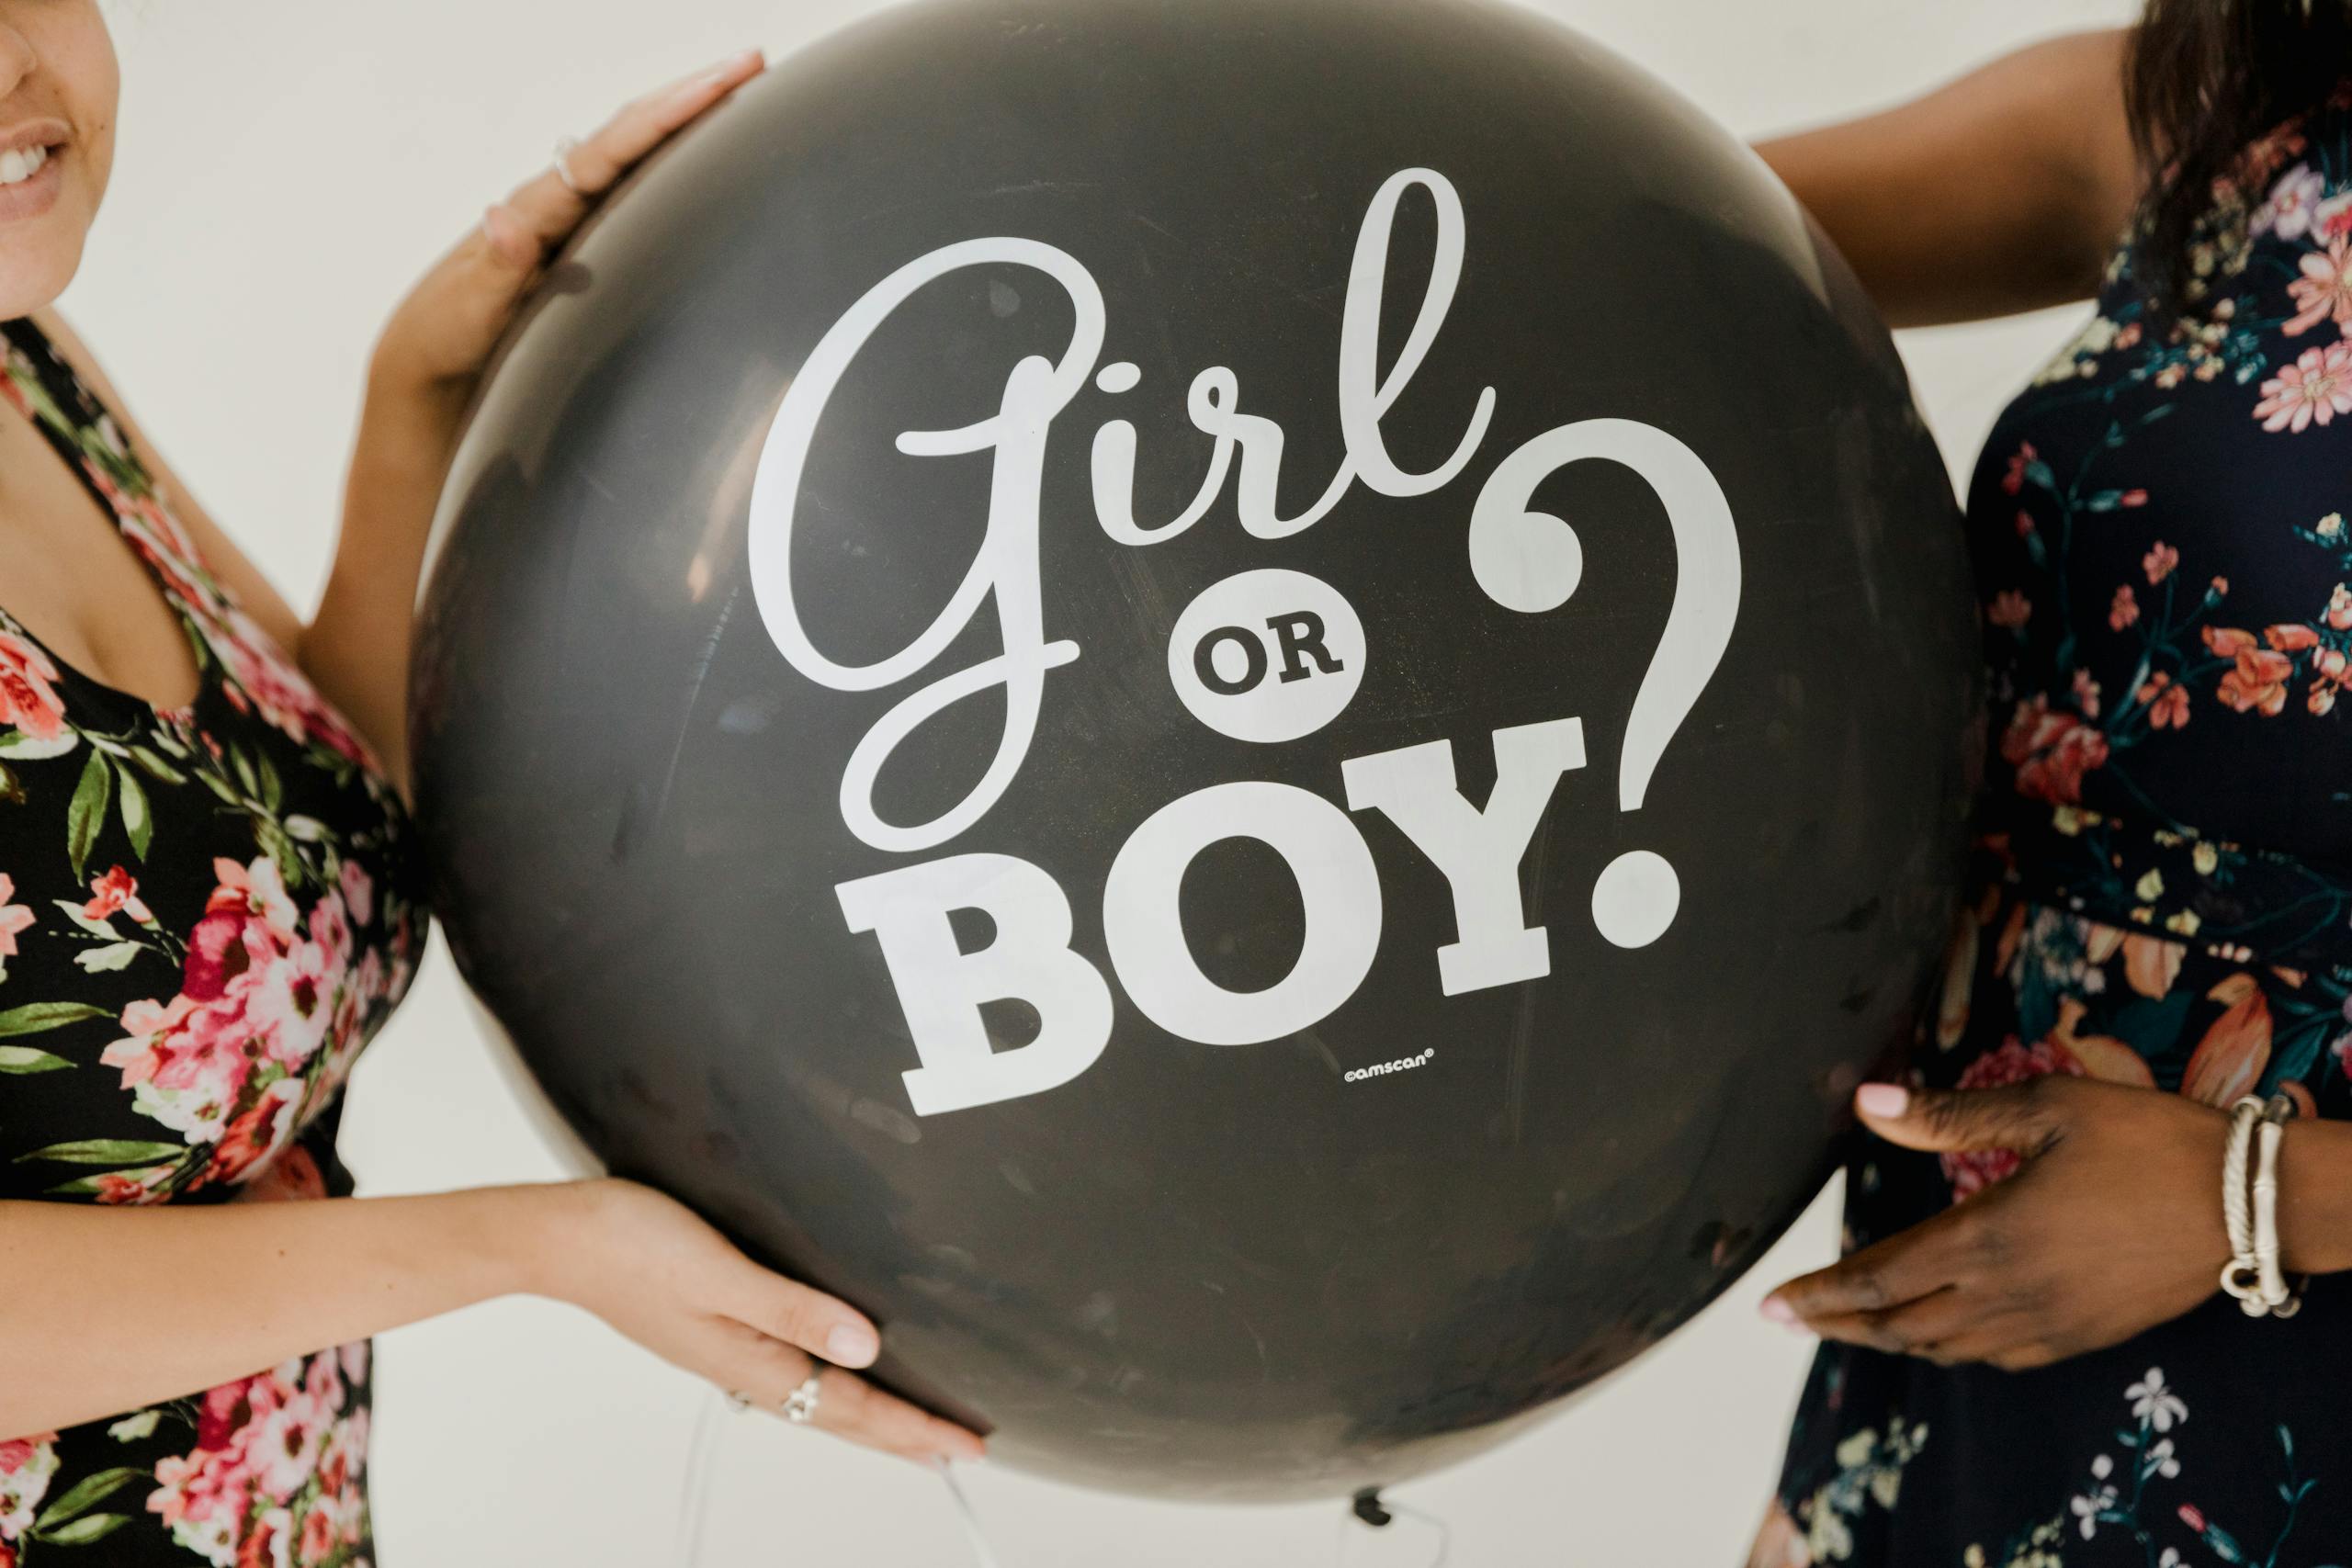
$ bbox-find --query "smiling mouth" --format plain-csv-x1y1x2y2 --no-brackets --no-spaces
0,143,52,187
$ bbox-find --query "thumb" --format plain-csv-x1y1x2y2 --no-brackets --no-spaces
1853,1079,2067,1156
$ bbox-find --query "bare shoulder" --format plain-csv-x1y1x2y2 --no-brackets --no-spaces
27,306,309,652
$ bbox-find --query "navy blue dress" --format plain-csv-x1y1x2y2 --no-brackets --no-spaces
1758,85,2352,1567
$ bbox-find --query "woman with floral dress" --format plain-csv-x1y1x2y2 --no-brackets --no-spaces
0,6,978,1565
1748,5,2352,1565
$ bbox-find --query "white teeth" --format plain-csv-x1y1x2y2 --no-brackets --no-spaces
0,145,50,187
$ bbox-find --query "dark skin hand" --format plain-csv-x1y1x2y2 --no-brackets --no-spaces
1762,1077,2352,1370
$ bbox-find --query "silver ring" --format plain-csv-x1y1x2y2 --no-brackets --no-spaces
551,135,586,196
722,1388,753,1414
782,1371,823,1425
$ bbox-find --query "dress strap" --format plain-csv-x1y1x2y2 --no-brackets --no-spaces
0,314,229,620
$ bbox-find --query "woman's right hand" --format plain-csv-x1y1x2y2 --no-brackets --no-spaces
531,1178,986,1465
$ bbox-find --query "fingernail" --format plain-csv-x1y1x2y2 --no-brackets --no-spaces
1758,1296,1795,1324
676,49,762,98
826,1323,879,1367
1857,1083,1909,1118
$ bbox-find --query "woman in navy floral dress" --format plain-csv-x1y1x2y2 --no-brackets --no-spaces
0,8,975,1565
1749,7,2352,1566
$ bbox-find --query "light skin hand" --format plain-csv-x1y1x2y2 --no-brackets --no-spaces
304,49,769,793
532,1179,987,1465
3,1177,984,1464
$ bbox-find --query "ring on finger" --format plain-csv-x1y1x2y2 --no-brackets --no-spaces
551,135,587,196
782,1369,824,1425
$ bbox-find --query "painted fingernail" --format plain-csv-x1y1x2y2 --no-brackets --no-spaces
1758,1296,1796,1324
826,1323,879,1366
1857,1083,1909,1118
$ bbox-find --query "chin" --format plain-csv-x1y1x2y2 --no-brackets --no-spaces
0,231,87,323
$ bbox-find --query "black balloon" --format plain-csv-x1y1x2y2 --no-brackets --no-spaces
411,0,1981,1501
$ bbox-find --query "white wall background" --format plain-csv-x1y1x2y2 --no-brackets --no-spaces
57,0,2130,1562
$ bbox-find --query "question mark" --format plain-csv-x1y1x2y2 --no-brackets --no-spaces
1466,417,1741,947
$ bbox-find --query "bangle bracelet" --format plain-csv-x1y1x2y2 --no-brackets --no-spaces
2222,1095,2265,1314
2255,1092,2303,1317
2222,1091,2306,1319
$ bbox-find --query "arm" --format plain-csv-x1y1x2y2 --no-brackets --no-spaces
1759,1078,2352,1371
0,1177,984,1461
1753,29,2144,328
40,53,770,798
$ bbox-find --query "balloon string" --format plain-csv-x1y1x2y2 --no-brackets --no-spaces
672,1386,729,1568
673,1387,1006,1568
934,1458,1008,1568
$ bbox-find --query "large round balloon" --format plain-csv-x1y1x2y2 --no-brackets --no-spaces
411,0,1981,1501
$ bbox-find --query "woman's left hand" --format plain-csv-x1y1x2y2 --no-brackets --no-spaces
1760,1077,2240,1371
368,48,766,400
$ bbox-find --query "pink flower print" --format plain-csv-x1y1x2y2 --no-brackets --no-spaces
0,628,67,742
83,863,153,924
2254,342,2352,432
2073,667,2102,718
0,1433,59,1555
2321,188,2352,242
2001,696,2110,805
2258,163,2327,239
2143,541,2179,585
209,606,377,772
1986,590,2031,630
338,859,375,928
204,1077,304,1188
1941,1036,2087,1199
2109,583,2140,632
2000,441,2039,495
2286,235,2352,335
0,874,32,961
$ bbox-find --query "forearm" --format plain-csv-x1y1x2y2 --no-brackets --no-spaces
2278,1117,2352,1277
0,1182,564,1439
303,369,470,798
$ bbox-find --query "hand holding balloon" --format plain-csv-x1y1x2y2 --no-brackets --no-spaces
370,48,767,399
1761,1079,2352,1369
529,1179,987,1465
307,49,769,789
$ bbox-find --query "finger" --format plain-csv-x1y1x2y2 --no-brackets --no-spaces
722,1264,883,1370
1763,1205,1982,1323
696,1319,981,1462
1910,1320,2046,1369
802,1364,989,1465
504,49,765,244
1852,1078,2070,1156
1986,1340,2063,1373
1804,1283,1984,1357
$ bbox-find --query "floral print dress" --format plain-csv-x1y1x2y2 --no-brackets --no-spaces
1754,83,2352,1568
0,316,425,1567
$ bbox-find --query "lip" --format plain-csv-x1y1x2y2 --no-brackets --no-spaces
0,118,66,156
0,142,63,224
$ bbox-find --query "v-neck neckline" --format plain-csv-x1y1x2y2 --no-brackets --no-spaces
0,316,210,719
